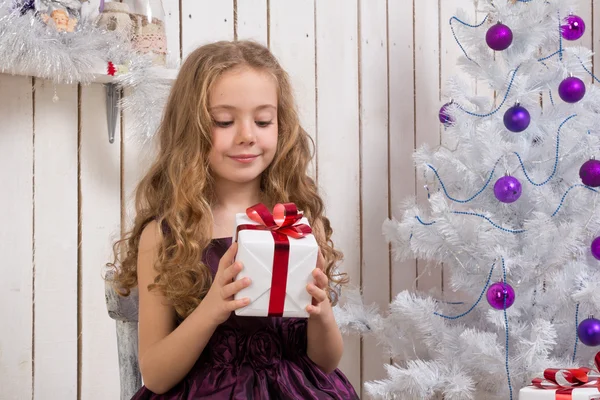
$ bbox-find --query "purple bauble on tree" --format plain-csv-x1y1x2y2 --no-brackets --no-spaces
578,317,600,346
439,102,453,125
486,22,513,51
561,14,586,41
486,282,516,310
591,237,600,260
558,76,586,103
494,176,522,203
579,159,600,187
503,104,531,133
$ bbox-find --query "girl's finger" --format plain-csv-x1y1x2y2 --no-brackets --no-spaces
306,304,320,315
307,283,327,303
220,261,243,286
217,242,238,272
316,250,326,271
312,268,329,289
227,297,251,311
221,276,252,299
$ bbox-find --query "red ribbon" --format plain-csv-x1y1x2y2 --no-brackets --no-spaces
531,352,600,399
235,203,313,317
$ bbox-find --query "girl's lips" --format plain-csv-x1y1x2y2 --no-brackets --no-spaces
229,154,259,163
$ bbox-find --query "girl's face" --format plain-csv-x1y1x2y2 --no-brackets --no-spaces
208,67,279,186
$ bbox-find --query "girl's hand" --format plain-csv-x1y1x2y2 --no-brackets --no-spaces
306,251,330,318
201,242,252,325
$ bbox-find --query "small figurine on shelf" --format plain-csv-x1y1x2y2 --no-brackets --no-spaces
34,0,82,14
35,0,81,31
40,5,78,32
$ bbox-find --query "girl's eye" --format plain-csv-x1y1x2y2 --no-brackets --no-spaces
215,121,233,128
256,120,273,128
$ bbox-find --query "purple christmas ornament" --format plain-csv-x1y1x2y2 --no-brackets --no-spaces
579,159,600,187
561,14,586,41
494,176,522,203
578,317,600,346
559,76,586,103
439,102,453,125
591,237,600,260
486,23,513,51
503,104,531,133
486,282,515,310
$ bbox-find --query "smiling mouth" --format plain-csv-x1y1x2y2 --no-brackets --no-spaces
229,154,259,163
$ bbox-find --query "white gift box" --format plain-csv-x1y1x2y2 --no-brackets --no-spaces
519,386,600,399
232,212,318,318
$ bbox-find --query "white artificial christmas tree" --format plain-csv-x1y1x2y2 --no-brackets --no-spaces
335,1,600,399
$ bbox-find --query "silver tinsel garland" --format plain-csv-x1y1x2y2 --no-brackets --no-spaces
0,0,174,141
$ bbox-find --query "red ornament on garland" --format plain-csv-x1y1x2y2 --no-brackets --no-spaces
107,61,117,76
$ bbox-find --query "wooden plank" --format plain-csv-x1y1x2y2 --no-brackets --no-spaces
33,80,78,398
571,0,593,53
181,0,234,57
315,0,361,393
540,2,593,109
560,1,593,86
269,0,317,179
122,89,154,235
80,83,121,399
236,0,267,45
475,4,495,100
162,0,181,66
389,0,416,301
439,0,476,302
358,0,389,386
594,1,599,84
414,0,442,295
0,74,33,400
441,0,476,99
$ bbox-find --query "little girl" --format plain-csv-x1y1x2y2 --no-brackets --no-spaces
111,40,359,399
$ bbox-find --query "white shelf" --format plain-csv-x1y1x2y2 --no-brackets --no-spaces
1,63,179,85
92,64,179,84
0,61,178,143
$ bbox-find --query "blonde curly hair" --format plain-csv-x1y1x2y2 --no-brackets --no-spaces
110,40,347,320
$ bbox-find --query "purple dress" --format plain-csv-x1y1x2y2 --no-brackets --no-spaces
132,237,359,400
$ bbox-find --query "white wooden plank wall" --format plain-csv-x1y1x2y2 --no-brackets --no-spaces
414,0,443,298
315,0,362,389
0,1,596,398
388,0,417,328
33,80,78,399
0,75,34,399
269,1,316,177
79,83,121,400
359,0,390,385
440,1,476,302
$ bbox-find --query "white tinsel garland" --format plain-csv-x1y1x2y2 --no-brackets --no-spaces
0,0,174,141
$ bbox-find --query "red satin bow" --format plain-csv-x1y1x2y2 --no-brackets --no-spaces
236,203,312,239
531,352,600,399
235,203,313,317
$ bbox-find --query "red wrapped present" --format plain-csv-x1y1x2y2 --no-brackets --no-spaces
519,352,600,399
